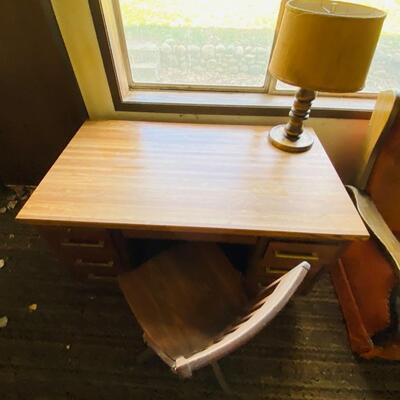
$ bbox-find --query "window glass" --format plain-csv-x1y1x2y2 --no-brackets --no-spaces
348,0,400,92
118,0,281,87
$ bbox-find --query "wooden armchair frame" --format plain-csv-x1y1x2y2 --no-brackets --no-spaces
346,186,400,276
330,90,400,359
348,89,400,277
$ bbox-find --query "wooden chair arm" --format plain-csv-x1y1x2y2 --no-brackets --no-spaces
347,185,400,275
173,262,310,378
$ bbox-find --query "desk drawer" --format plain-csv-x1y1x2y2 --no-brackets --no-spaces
38,226,119,278
259,241,342,291
73,258,116,278
40,226,108,245
56,236,115,262
264,241,340,275
61,247,117,278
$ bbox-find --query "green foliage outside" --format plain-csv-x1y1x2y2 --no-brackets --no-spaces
119,0,400,33
119,0,400,91
119,0,280,30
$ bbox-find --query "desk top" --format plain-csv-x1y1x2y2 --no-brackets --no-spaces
17,120,368,241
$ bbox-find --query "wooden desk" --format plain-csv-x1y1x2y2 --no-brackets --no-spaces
17,120,368,287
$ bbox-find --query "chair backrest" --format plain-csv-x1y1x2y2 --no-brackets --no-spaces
173,261,310,378
356,90,400,236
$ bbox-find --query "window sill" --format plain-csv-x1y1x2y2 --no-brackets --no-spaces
116,90,375,119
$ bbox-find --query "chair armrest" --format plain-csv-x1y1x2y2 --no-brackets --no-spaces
173,262,310,378
347,185,400,275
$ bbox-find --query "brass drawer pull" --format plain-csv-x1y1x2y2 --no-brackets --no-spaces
75,259,114,268
268,268,287,274
61,239,105,249
274,250,319,262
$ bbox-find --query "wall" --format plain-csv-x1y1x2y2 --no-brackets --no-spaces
51,0,370,183
0,0,87,184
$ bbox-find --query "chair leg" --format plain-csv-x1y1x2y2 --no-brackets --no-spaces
136,347,155,364
211,362,232,395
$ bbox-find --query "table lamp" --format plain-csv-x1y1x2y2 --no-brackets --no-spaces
268,0,386,152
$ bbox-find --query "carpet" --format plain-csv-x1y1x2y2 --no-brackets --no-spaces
0,187,399,399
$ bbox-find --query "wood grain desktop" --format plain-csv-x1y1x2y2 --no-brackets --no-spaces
17,120,368,285
17,120,367,240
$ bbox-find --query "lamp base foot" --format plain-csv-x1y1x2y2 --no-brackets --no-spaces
268,125,314,153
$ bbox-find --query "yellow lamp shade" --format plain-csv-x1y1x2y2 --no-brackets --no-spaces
269,0,386,92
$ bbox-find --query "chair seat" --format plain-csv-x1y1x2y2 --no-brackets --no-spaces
118,242,249,360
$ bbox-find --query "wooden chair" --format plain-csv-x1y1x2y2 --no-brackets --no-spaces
350,89,400,277
331,90,400,359
118,242,309,392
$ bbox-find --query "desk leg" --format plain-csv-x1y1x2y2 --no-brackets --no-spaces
245,237,269,297
109,229,132,273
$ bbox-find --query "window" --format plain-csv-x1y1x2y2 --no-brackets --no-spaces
117,0,281,90
354,0,400,93
90,0,396,116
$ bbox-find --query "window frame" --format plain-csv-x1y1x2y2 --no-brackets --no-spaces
89,0,375,118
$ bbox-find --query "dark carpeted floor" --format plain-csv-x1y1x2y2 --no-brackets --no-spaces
1,187,399,399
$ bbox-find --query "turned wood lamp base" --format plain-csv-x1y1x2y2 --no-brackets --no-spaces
269,88,316,153
269,125,314,153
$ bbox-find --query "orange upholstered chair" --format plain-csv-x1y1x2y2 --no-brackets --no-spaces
331,90,400,359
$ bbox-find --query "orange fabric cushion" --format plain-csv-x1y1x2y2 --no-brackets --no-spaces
367,114,400,234
331,259,374,355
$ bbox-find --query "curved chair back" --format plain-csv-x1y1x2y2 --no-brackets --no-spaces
173,261,310,378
